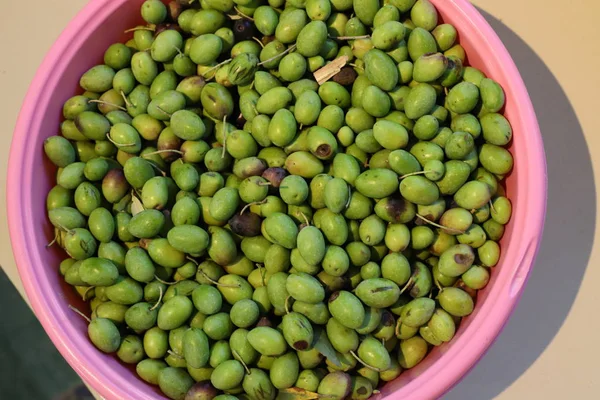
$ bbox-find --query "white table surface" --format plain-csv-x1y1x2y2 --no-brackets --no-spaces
1,1,599,399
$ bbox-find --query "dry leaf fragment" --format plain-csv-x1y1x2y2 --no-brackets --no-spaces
131,192,145,216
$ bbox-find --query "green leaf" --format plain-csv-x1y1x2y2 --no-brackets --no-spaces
312,327,341,367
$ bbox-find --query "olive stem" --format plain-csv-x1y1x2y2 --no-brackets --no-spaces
142,149,184,157
150,286,163,311
331,34,371,40
54,223,75,235
174,46,183,56
258,44,297,66
394,317,403,338
398,277,414,295
257,182,272,187
239,199,267,215
399,171,432,179
284,296,293,315
198,270,241,288
106,133,137,148
252,37,265,48
373,390,381,394
148,161,167,177
433,276,443,292
154,275,178,286
221,115,228,159
46,231,59,248
349,63,364,71
201,58,232,78
120,91,132,108
256,264,266,287
68,305,91,323
186,257,198,265
349,351,384,372
232,349,252,375
124,26,155,33
88,100,127,112
299,212,310,227
83,286,95,301
489,199,497,214
234,6,254,21
345,184,353,209
415,213,465,234
155,106,173,118
167,350,184,360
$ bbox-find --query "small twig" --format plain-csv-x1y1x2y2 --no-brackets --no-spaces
150,286,163,311
68,305,91,323
154,275,177,285
201,58,232,78
234,6,254,21
258,44,297,66
313,55,349,85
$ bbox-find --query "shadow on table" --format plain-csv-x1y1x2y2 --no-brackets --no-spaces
444,8,595,400
0,270,86,400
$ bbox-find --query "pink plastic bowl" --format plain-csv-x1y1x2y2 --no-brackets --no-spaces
6,0,547,399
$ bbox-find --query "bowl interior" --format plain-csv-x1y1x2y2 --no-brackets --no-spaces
8,0,545,399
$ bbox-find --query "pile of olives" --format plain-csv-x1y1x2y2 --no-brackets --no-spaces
42,0,514,399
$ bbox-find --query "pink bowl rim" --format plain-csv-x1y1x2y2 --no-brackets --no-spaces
6,0,548,399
